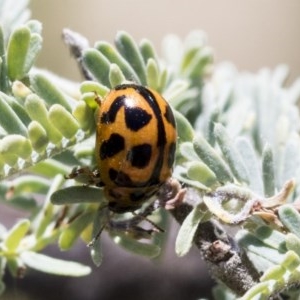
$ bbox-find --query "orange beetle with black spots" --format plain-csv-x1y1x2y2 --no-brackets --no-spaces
95,83,177,213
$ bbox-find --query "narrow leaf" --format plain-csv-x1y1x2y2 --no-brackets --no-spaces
260,265,285,282
109,63,126,87
51,186,105,205
23,33,42,74
146,58,159,90
278,205,300,238
0,93,28,136
82,49,111,86
21,251,91,276
9,175,50,196
90,208,107,266
179,142,200,161
72,101,94,131
0,27,9,93
281,250,300,271
115,31,147,85
193,134,233,183
235,137,263,194
25,94,63,144
112,233,160,258
174,110,194,143
80,80,109,98
30,73,72,111
254,226,286,251
262,144,275,197
237,230,285,265
286,233,300,256
0,135,32,159
7,26,31,80
28,120,48,152
95,41,140,83
139,39,158,63
48,104,80,139
187,161,217,187
59,211,95,250
175,204,205,256
4,219,30,251
214,123,249,184
29,159,71,178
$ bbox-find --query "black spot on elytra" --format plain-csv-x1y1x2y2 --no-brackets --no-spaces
125,107,152,131
109,168,133,186
112,84,168,187
168,142,176,168
127,144,152,168
164,105,176,128
100,96,126,124
100,133,125,159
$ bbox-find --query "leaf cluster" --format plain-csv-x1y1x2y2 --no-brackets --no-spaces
1,1,300,299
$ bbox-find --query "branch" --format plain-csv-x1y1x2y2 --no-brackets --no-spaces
171,202,260,296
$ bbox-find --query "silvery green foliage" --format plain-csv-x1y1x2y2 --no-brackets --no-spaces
0,1,213,293
178,63,300,299
1,1,300,299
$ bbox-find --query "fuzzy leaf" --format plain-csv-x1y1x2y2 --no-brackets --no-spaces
278,205,300,238
25,94,63,144
21,251,91,276
7,175,49,196
187,161,217,187
254,226,286,251
286,233,300,256
173,165,209,190
175,204,205,256
48,104,80,139
139,39,158,63
262,144,275,197
0,27,9,93
179,142,200,161
214,123,249,184
281,250,300,271
174,110,194,143
0,135,32,159
51,186,105,205
59,211,95,250
115,31,147,85
7,26,31,80
260,265,285,282
89,208,107,267
0,92,28,136
82,49,111,86
95,41,140,83
235,137,263,194
23,33,42,73
237,230,285,265
112,233,160,258
4,219,30,251
146,58,159,90
109,63,126,87
80,81,109,98
29,159,71,178
193,134,233,183
28,120,48,152
30,73,73,111
72,101,94,131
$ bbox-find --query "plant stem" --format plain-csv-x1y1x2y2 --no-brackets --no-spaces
170,202,260,296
